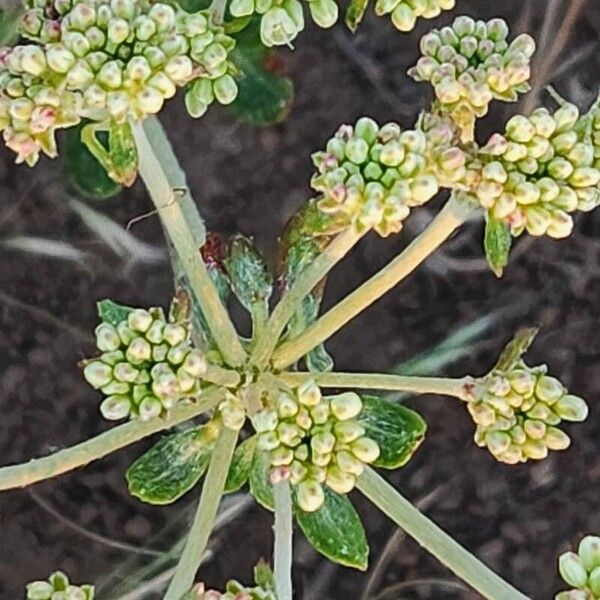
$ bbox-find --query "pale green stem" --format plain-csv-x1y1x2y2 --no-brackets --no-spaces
0,389,223,492
251,227,364,368
209,0,227,24
272,196,477,371
164,425,239,600
131,119,246,368
357,468,531,600
203,365,242,387
278,372,475,401
273,480,294,600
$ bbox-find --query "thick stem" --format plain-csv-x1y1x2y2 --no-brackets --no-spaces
0,389,223,492
164,425,239,600
357,468,531,600
273,480,294,600
250,228,364,369
278,372,474,401
131,119,246,368
271,197,476,371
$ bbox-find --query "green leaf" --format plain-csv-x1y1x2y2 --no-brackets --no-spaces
107,120,138,187
358,395,426,469
249,449,274,511
493,327,539,372
0,8,22,45
62,123,123,200
97,299,135,326
225,435,257,493
345,0,370,32
484,214,512,277
294,488,369,570
229,19,293,124
253,560,275,589
224,234,273,316
126,425,216,505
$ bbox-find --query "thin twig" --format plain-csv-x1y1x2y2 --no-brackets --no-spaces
29,489,165,558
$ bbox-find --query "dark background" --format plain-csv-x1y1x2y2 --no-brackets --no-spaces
1,0,600,598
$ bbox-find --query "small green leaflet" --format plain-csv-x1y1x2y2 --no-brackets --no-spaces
493,327,539,373
484,214,512,277
249,449,275,511
294,488,369,570
358,395,426,469
97,299,135,327
224,234,273,316
62,123,122,200
345,0,370,32
229,18,293,124
224,435,257,493
126,425,215,505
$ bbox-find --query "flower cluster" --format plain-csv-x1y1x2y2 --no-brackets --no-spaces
409,17,535,124
556,536,600,600
229,0,336,48
26,572,94,600
467,104,600,238
375,0,455,33
185,580,277,600
467,363,588,464
252,380,380,512
1,0,238,165
83,307,210,421
311,117,441,236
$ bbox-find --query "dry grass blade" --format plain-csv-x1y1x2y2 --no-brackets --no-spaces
29,489,165,558
2,235,89,263
69,198,164,264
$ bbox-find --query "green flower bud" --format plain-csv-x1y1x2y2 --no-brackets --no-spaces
554,394,588,422
297,379,322,406
579,535,600,571
330,392,362,420
309,0,338,28
213,74,238,105
589,566,600,598
100,394,131,420
26,581,54,600
559,552,588,589
83,361,113,389
139,395,162,420
230,0,255,17
296,479,325,512
325,465,355,494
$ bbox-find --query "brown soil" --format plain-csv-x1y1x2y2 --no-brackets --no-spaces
2,1,600,598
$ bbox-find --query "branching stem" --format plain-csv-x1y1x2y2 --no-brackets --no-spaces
251,228,364,369
131,119,246,368
278,372,475,400
164,424,239,600
273,480,294,600
0,389,223,492
271,196,477,370
356,468,531,600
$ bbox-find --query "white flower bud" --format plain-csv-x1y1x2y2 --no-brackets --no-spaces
83,360,113,389
326,465,355,494
559,552,588,589
554,394,588,422
579,535,600,571
296,479,325,512
139,395,163,420
100,394,131,420
330,392,362,420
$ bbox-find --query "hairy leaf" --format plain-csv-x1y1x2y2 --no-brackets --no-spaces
224,234,272,315
484,214,512,277
294,488,369,570
63,124,122,200
97,299,135,326
229,19,293,124
249,449,274,511
345,0,370,32
494,327,539,372
126,425,216,504
358,395,426,469
224,435,257,493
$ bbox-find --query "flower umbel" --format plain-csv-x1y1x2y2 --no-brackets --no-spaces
252,380,380,512
467,362,588,464
375,0,455,33
1,0,238,164
26,571,94,600
556,535,600,600
466,102,600,238
83,305,211,421
311,117,441,236
409,16,535,125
